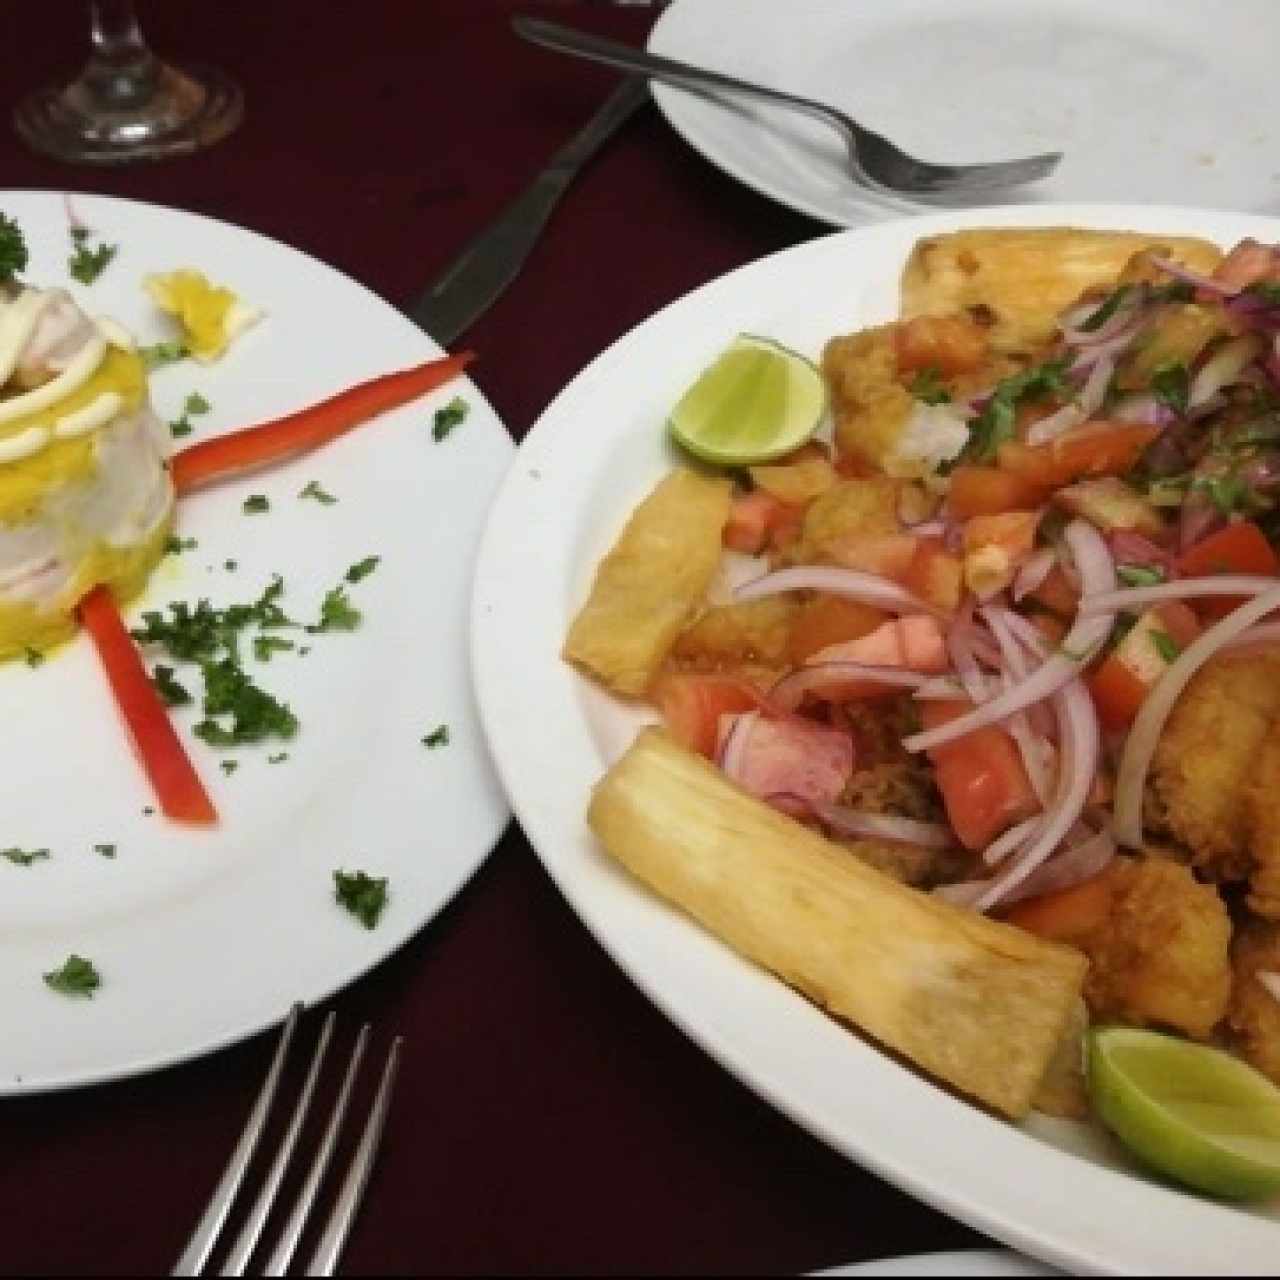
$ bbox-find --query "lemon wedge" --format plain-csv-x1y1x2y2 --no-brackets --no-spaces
144,268,262,363
1087,1026,1280,1199
668,334,826,467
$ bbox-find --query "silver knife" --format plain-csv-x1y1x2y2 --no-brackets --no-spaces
408,74,650,344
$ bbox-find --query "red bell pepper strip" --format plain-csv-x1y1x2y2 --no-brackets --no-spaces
170,351,476,495
78,586,217,825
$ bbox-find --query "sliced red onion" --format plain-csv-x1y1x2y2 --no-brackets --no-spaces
1060,290,1145,345
981,816,1041,868
907,518,948,538
1000,826,1116,907
1068,323,1143,374
1224,621,1280,654
1012,547,1056,602
913,674,974,700
1149,256,1239,296
1025,403,1086,445
946,599,992,704
984,610,1056,795
1256,971,1280,1005
1079,353,1117,416
763,791,815,820
903,521,1115,754
811,802,954,849
1113,581,1280,848
1080,575,1280,616
735,565,942,616
933,880,989,908
767,661,927,713
1111,392,1176,427
1188,335,1266,410
717,710,757,780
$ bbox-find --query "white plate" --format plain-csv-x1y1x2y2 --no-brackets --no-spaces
815,1251,1056,1278
0,190,512,1093
471,202,1280,1276
648,0,1280,228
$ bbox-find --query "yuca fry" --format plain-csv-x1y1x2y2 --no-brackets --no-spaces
588,728,1088,1119
900,227,1224,354
563,468,731,697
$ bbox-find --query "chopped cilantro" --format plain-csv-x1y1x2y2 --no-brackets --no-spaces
23,647,43,668
267,751,289,764
334,870,389,929
345,555,380,584
68,226,116,285
170,419,193,438
152,665,191,706
44,954,100,997
165,535,198,554
142,806,155,816
92,843,116,859
242,494,270,515
1194,470,1248,516
184,392,211,416
908,367,951,405
432,396,469,442
299,480,337,505
220,760,239,775
1078,285,1133,333
1150,362,1190,417
0,213,28,282
138,340,188,369
1150,629,1181,663
1,847,49,867
306,585,361,634
422,724,449,749
224,559,238,572
253,634,295,662
1116,564,1165,588
962,359,1071,464
193,658,298,746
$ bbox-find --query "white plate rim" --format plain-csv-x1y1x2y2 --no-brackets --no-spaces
0,188,512,1095
471,201,1280,1276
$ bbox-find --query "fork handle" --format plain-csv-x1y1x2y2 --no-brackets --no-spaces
513,16,855,143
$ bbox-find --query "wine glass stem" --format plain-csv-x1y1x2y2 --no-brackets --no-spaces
86,0,159,106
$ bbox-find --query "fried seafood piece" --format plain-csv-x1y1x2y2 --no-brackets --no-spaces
821,326,913,476
1149,650,1280,883
671,596,799,670
1227,919,1280,1086
1080,857,1231,1042
899,227,1224,356
785,476,901,565
1244,726,1280,922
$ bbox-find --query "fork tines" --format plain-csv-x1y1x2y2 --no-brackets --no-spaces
172,1004,403,1277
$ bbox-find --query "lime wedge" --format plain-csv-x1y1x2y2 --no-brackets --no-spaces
1086,1026,1280,1199
668,334,827,466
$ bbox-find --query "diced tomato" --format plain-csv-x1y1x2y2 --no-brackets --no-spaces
1087,601,1201,730
920,700,1040,851
1176,520,1280,621
1027,565,1080,619
649,672,762,758
1002,867,1117,942
787,594,888,665
893,315,989,375
997,422,1159,488
803,616,948,702
1211,238,1280,292
723,489,802,555
900,536,963,613
823,532,920,580
946,465,1050,518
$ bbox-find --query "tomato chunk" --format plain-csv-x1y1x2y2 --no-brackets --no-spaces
947,465,1050,519
1088,602,1201,730
1002,867,1117,942
649,672,762,759
723,489,801,555
997,422,1159,488
920,700,1040,851
1177,520,1280,621
787,595,887,665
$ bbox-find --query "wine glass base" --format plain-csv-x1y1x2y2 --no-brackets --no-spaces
14,62,243,165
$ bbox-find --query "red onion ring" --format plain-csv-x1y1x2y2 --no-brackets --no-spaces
1025,403,1085,445
767,662,928,713
1149,256,1239,296
1079,575,1280,616
1012,547,1056,602
981,816,1041,868
999,825,1116,907
735,565,943,617
717,710,757,781
811,802,954,849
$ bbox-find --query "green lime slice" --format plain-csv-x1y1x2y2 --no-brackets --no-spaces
668,334,827,467
1086,1025,1280,1199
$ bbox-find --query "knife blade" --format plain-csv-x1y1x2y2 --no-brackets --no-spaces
408,75,649,345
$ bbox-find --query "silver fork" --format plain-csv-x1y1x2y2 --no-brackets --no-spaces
172,1005,403,1277
513,16,1062,197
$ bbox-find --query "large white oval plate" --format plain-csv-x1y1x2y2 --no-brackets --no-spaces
0,190,511,1093
472,204,1280,1275
648,0,1280,229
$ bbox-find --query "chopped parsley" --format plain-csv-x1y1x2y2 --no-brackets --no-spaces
961,359,1071,465
1150,362,1190,417
307,585,361,634
0,212,28,282
253,634,295,662
220,760,239,775
1078,284,1133,333
1,847,49,867
165,535,198,554
242,494,270,515
68,226,116,285
93,843,116,858
1151,629,1181,663
432,396,469,442
44,954,100,997
334,870,388,929
23,647,43,668
422,724,449,749
194,658,298,746
152,664,191,706
267,751,289,765
345,555,380,584
138,340,189,369
1116,564,1165,588
224,559,238,572
300,480,337,505
1194,469,1248,517
908,367,951,405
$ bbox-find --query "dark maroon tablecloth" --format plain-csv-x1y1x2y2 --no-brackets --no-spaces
0,3,993,1273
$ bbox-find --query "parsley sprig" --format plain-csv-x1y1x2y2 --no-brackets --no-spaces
334,870,389,929
44,955,100,997
68,226,116,285
0,212,28,282
959,359,1071,465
